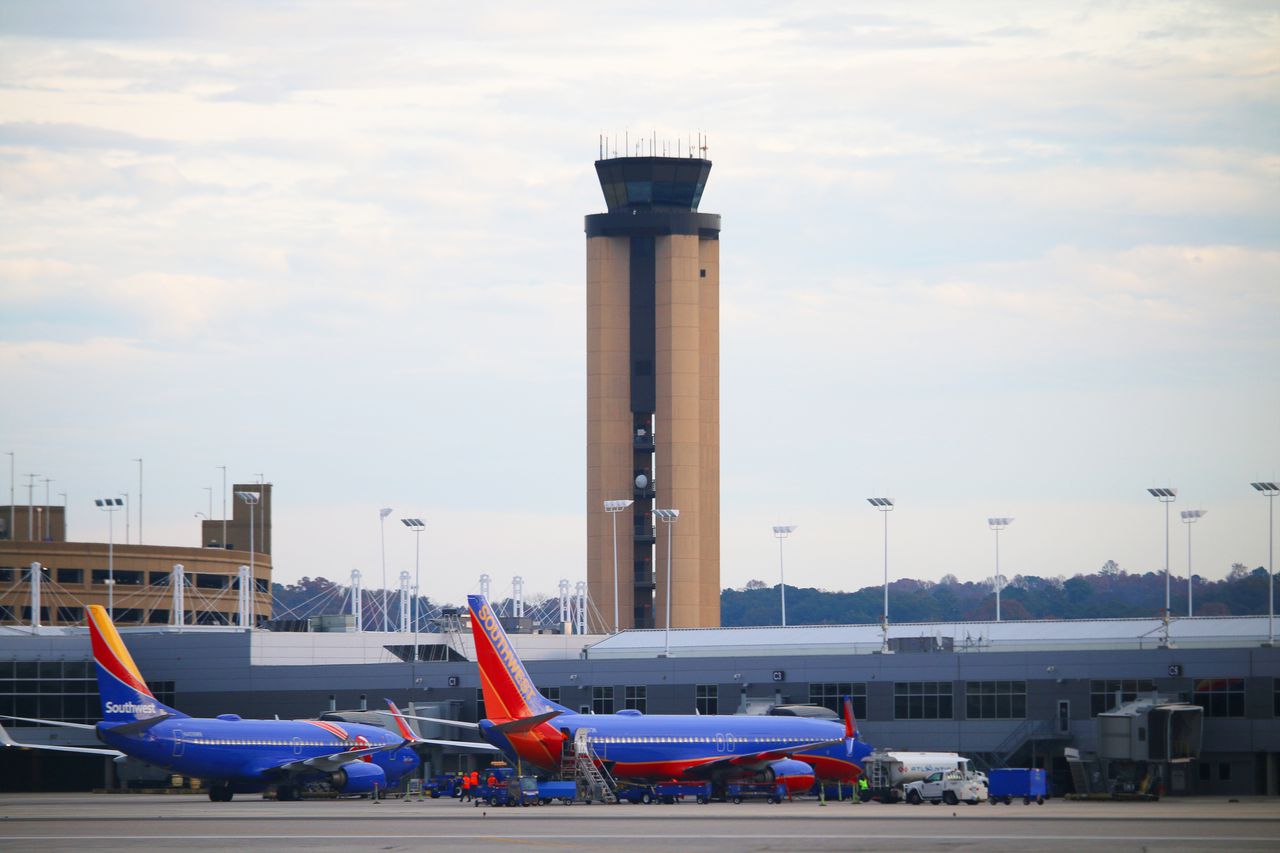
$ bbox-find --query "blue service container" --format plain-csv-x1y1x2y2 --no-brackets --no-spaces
537,780,579,804
655,780,711,804
988,768,1048,804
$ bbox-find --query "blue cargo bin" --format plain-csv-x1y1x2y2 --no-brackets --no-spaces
988,768,1048,805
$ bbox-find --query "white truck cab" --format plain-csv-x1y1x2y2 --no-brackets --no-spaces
903,768,988,805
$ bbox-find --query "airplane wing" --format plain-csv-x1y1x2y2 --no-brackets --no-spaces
374,710,479,730
677,738,848,779
269,741,409,776
0,714,97,731
0,722,123,757
409,738,501,752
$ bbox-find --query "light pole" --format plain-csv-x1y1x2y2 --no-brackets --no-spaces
41,477,52,540
379,507,393,632
867,498,894,653
654,508,680,657
773,525,797,627
134,458,143,544
235,491,260,622
988,518,1014,622
120,492,130,545
5,452,12,542
401,518,425,661
217,465,227,547
26,473,37,540
604,499,634,633
95,498,123,614
1253,482,1279,647
1147,488,1177,616
1181,509,1207,618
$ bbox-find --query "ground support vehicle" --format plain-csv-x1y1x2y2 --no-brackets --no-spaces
726,781,787,804
535,780,579,804
988,768,1048,805
426,775,462,799
614,784,656,804
903,769,987,805
652,780,711,804
858,750,981,803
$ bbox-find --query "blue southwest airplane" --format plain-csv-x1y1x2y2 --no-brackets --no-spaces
395,595,875,796
0,605,428,801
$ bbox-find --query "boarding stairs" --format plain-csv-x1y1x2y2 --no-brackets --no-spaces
561,729,617,804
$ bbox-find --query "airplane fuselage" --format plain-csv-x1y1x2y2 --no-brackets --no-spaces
98,716,417,791
480,710,869,782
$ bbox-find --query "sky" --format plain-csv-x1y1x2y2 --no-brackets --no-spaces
1,1,1277,611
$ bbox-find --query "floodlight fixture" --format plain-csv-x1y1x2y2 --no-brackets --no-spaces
773,525,797,627
655,508,680,656
401,517,426,659
378,507,393,632
868,498,895,652
96,497,124,613
987,517,1015,621
1254,481,1279,646
234,491,259,505
603,499,635,633
1181,510,1207,618
1148,486,1177,647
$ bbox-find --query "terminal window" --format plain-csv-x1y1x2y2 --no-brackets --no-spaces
539,687,560,703
965,681,1026,719
475,688,485,721
696,684,718,715
808,682,867,719
624,686,646,713
592,686,614,715
1193,677,1244,718
56,568,84,585
1089,679,1155,716
893,682,953,720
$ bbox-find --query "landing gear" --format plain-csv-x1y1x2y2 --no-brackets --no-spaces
208,783,234,802
276,784,300,802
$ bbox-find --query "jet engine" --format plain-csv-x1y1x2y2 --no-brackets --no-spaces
768,758,817,796
331,760,387,794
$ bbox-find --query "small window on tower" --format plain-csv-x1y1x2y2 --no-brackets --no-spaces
699,269,706,278
634,359,652,376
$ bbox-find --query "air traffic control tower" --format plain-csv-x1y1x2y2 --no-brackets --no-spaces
586,152,721,632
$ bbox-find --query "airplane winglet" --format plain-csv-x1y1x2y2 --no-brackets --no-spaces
382,698,418,741
492,709,562,735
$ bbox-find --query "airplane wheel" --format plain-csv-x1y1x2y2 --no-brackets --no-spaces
276,785,297,802
732,796,742,804
906,790,921,805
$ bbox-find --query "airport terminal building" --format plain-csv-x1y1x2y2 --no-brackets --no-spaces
2,613,1277,796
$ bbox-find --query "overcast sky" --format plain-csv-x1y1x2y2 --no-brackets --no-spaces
1,2,1277,613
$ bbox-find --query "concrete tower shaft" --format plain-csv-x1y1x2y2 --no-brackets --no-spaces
585,156,721,631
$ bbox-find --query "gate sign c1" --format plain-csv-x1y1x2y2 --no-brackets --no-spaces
771,670,785,682
447,675,460,687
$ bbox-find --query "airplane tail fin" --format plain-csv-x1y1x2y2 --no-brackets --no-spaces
467,595,569,722
87,605,186,722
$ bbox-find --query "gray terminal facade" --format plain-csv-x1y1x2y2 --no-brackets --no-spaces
1,619,1278,796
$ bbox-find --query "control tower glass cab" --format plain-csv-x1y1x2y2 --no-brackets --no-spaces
585,155,721,631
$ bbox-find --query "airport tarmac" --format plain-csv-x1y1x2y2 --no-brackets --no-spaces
0,793,1277,852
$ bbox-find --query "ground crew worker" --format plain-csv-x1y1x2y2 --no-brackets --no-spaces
857,776,869,803
460,774,471,802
